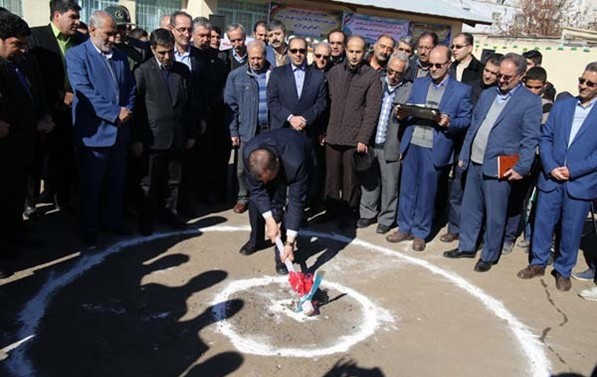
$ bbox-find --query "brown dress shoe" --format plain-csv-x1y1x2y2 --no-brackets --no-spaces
233,201,248,214
440,232,459,242
517,265,545,279
553,270,572,292
386,231,414,243
412,238,426,251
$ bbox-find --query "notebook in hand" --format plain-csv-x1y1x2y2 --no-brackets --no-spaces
498,154,519,179
396,103,440,121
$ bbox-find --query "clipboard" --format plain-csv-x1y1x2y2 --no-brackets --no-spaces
396,103,441,121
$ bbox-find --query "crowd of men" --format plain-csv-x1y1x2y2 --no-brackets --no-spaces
1,0,596,301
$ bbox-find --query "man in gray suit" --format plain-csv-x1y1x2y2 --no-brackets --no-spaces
358,52,413,234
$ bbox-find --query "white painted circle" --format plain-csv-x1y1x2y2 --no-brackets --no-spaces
5,225,551,377
211,276,388,358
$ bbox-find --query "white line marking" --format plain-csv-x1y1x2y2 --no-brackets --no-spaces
4,225,550,377
211,276,393,357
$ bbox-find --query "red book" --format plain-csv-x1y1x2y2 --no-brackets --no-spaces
498,154,519,179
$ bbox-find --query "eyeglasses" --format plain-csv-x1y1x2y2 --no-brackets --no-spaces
387,68,403,77
290,48,306,55
397,47,412,54
430,61,449,69
174,27,192,34
450,44,470,49
579,77,597,88
497,73,520,82
314,53,329,59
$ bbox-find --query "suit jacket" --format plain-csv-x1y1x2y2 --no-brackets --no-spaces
461,85,542,177
266,45,290,68
400,76,473,167
243,128,311,233
0,56,45,169
538,97,597,200
133,59,195,150
67,39,136,147
267,64,328,136
449,55,484,84
381,78,413,162
27,25,86,122
186,45,208,122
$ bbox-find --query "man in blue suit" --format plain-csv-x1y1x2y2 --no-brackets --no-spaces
267,36,328,134
386,46,472,251
517,62,597,291
67,10,136,244
240,128,311,275
443,53,542,272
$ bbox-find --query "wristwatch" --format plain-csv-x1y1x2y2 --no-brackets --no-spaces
284,240,295,248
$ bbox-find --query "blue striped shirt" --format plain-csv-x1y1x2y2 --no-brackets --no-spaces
252,68,268,126
375,80,400,144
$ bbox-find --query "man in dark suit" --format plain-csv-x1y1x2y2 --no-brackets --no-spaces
169,11,207,213
67,10,136,244
518,62,597,291
386,46,472,251
0,12,52,278
132,29,196,236
443,53,542,272
239,128,311,275
191,16,231,204
267,37,328,133
27,0,85,212
358,52,413,235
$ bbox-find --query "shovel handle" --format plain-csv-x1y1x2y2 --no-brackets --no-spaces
275,237,295,273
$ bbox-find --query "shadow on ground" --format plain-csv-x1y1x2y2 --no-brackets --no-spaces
7,228,243,377
322,358,385,377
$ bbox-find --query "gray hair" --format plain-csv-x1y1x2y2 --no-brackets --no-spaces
89,10,113,28
585,61,597,73
247,39,266,54
193,16,212,32
388,51,409,66
398,35,414,49
226,23,246,38
313,42,331,54
502,52,527,75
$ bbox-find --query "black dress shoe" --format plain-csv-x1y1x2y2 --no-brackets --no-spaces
239,241,257,256
276,262,289,275
474,259,493,272
376,224,391,234
443,249,476,259
15,236,44,249
356,218,376,229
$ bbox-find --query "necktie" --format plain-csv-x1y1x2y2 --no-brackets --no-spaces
11,63,34,101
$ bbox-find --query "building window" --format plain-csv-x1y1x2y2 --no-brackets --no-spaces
80,0,118,23
218,0,269,31
136,0,181,32
0,0,22,16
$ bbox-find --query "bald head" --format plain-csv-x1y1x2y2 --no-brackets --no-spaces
248,149,280,183
429,45,452,83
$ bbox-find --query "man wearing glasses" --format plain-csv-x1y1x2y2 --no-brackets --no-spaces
448,33,484,84
169,11,207,215
386,46,472,251
312,42,332,74
440,33,486,245
443,53,542,273
404,32,437,82
517,62,597,293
